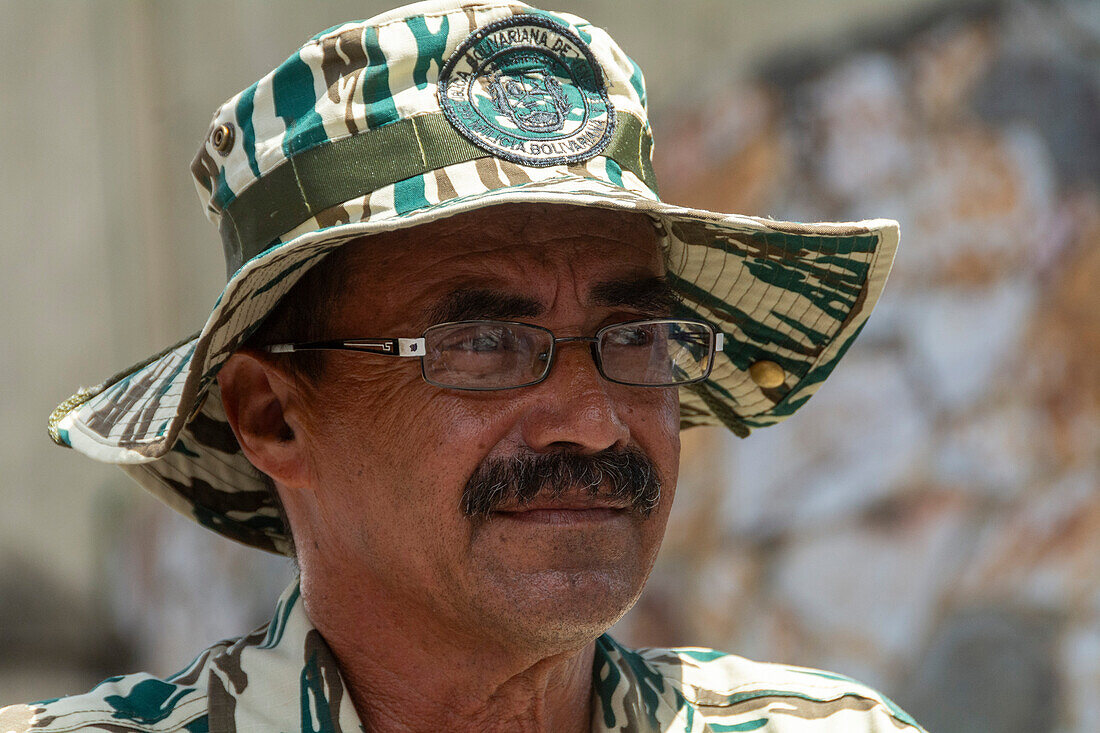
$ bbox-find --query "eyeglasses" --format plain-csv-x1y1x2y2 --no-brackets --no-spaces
264,318,724,391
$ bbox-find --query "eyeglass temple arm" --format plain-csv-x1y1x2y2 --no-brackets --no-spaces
264,337,426,357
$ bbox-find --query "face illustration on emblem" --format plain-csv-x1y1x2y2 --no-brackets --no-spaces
488,69,571,133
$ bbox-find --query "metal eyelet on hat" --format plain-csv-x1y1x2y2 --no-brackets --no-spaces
749,360,786,389
212,122,235,156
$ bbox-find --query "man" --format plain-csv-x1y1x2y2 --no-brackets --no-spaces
2,1,922,731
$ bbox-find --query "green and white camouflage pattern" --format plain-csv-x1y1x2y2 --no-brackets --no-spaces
46,0,899,555
0,578,926,732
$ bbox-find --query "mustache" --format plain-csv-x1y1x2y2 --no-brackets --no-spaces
461,447,662,518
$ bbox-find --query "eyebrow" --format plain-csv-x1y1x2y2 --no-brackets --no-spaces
590,276,680,316
427,288,544,324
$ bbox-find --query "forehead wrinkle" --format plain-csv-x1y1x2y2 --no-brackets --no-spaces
326,205,664,333
327,246,533,331
411,245,667,327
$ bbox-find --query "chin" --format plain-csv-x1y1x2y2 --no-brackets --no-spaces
463,513,665,651
475,564,648,651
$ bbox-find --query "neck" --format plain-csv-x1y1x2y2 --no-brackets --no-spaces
300,572,597,733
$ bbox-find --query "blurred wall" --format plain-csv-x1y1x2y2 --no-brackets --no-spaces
3,1,1094,731
628,3,1100,732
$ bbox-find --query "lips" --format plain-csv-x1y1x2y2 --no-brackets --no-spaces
491,492,631,524
493,507,628,525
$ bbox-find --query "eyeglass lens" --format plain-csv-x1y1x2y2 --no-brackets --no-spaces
421,320,714,390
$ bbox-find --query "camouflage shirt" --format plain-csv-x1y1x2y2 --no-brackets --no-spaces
0,580,925,732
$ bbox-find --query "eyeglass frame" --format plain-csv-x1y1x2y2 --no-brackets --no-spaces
262,317,725,391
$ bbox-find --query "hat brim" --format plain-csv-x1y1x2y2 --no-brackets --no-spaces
51,170,897,555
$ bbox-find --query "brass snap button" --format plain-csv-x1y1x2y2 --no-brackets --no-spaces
749,360,785,388
211,122,235,156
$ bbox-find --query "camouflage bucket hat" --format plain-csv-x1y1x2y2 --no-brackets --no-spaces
47,0,899,556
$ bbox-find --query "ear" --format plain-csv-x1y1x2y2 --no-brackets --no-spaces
217,350,313,490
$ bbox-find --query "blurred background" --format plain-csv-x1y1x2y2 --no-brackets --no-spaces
1,1,1097,730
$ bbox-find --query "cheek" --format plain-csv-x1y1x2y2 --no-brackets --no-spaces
655,393,682,489
305,370,415,443
624,387,681,469
303,366,523,491
299,366,432,492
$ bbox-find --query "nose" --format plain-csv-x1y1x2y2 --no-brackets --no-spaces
518,340,631,454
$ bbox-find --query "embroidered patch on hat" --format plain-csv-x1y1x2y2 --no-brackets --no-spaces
438,14,615,167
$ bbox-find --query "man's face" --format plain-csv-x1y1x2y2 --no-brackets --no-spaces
284,203,680,654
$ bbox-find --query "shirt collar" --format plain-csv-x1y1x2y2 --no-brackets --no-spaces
207,579,364,732
217,577,692,732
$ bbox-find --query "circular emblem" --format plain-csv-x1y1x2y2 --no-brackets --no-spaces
438,14,616,167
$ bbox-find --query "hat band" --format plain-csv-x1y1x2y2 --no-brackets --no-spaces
218,110,656,276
